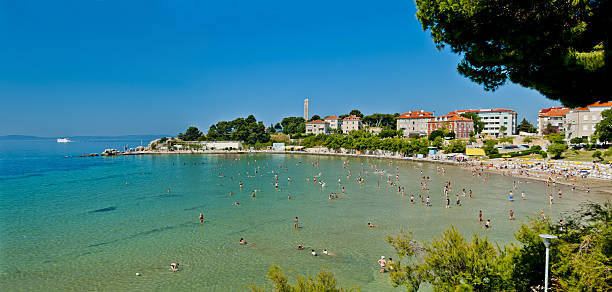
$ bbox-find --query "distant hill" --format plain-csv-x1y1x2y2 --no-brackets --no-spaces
0,135,52,140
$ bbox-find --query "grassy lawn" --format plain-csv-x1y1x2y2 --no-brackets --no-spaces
561,150,599,162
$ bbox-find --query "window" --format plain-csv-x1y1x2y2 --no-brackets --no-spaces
584,115,588,121
592,115,597,121
583,125,588,131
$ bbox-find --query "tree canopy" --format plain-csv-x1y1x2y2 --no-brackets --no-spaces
459,112,484,134
517,118,538,133
178,126,203,141
280,117,306,135
594,109,612,142
349,109,364,118
308,115,321,122
206,115,270,145
415,0,611,106
363,113,398,129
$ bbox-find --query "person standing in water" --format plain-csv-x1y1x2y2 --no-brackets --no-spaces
199,213,204,223
294,217,299,229
478,210,483,222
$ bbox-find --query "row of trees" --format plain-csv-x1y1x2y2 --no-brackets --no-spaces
255,202,611,291
176,115,271,145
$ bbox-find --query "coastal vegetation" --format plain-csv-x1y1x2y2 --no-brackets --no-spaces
459,112,484,134
517,119,538,133
254,203,611,291
595,109,612,143
415,0,611,106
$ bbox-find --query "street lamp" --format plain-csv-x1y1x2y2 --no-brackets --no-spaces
539,234,558,291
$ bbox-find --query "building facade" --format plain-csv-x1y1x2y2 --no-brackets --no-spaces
341,115,362,134
427,113,474,138
455,109,517,136
565,102,612,140
396,110,434,137
305,120,330,135
537,107,570,135
324,116,342,130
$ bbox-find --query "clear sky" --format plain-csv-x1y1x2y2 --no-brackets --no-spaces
0,0,562,137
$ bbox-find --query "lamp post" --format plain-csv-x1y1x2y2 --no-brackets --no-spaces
539,234,557,291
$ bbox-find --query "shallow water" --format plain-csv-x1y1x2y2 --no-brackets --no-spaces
1,140,609,291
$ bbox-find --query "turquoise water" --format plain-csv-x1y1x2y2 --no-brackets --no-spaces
1,139,609,291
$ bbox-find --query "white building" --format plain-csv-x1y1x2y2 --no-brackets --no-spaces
341,115,362,134
202,141,243,150
565,102,612,140
324,116,342,130
396,110,434,137
305,120,330,135
537,107,570,135
455,109,517,136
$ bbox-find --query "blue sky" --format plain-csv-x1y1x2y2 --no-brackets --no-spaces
0,0,562,136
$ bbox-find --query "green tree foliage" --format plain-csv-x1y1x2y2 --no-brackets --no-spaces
415,0,611,106
547,142,568,159
386,203,612,291
378,128,400,138
178,126,203,141
543,123,558,135
363,113,397,129
252,265,358,292
517,118,538,133
522,137,534,144
482,139,499,156
545,133,565,144
349,109,364,118
281,117,306,135
274,123,282,130
592,150,603,161
498,137,513,144
309,115,321,122
498,126,508,136
570,137,587,144
459,113,484,134
207,116,270,145
428,129,446,141
594,109,612,142
443,139,466,153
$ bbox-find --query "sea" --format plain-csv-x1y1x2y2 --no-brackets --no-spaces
0,136,608,291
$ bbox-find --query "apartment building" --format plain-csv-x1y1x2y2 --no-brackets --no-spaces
537,107,570,135
427,113,474,138
455,109,517,136
341,115,362,134
305,120,330,135
324,116,342,130
396,110,434,137
565,102,612,140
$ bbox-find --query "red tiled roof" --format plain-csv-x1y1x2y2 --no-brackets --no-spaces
430,112,473,122
587,101,612,107
343,115,361,120
306,120,328,124
539,107,569,117
324,115,340,120
397,111,434,119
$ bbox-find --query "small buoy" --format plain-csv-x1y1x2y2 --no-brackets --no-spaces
136,272,141,276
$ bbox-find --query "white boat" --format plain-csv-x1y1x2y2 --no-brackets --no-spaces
57,138,72,143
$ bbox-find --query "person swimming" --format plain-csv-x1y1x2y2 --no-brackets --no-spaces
311,249,317,256
323,249,328,255
199,213,204,223
170,262,179,271
239,238,247,245
368,222,376,228
297,244,304,250
485,219,491,229
378,256,386,273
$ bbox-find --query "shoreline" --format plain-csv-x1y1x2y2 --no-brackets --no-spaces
118,149,612,194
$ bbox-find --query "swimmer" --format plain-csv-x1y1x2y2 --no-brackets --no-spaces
239,238,247,245
297,244,305,250
509,210,515,220
323,249,328,255
311,249,317,256
230,191,233,196
199,213,204,223
234,201,240,206
294,217,299,229
478,210,483,222
378,256,386,273
521,191,525,200
485,219,491,229
426,196,430,206
387,258,394,271
368,222,376,228
288,194,291,200
170,262,179,271
167,188,171,194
